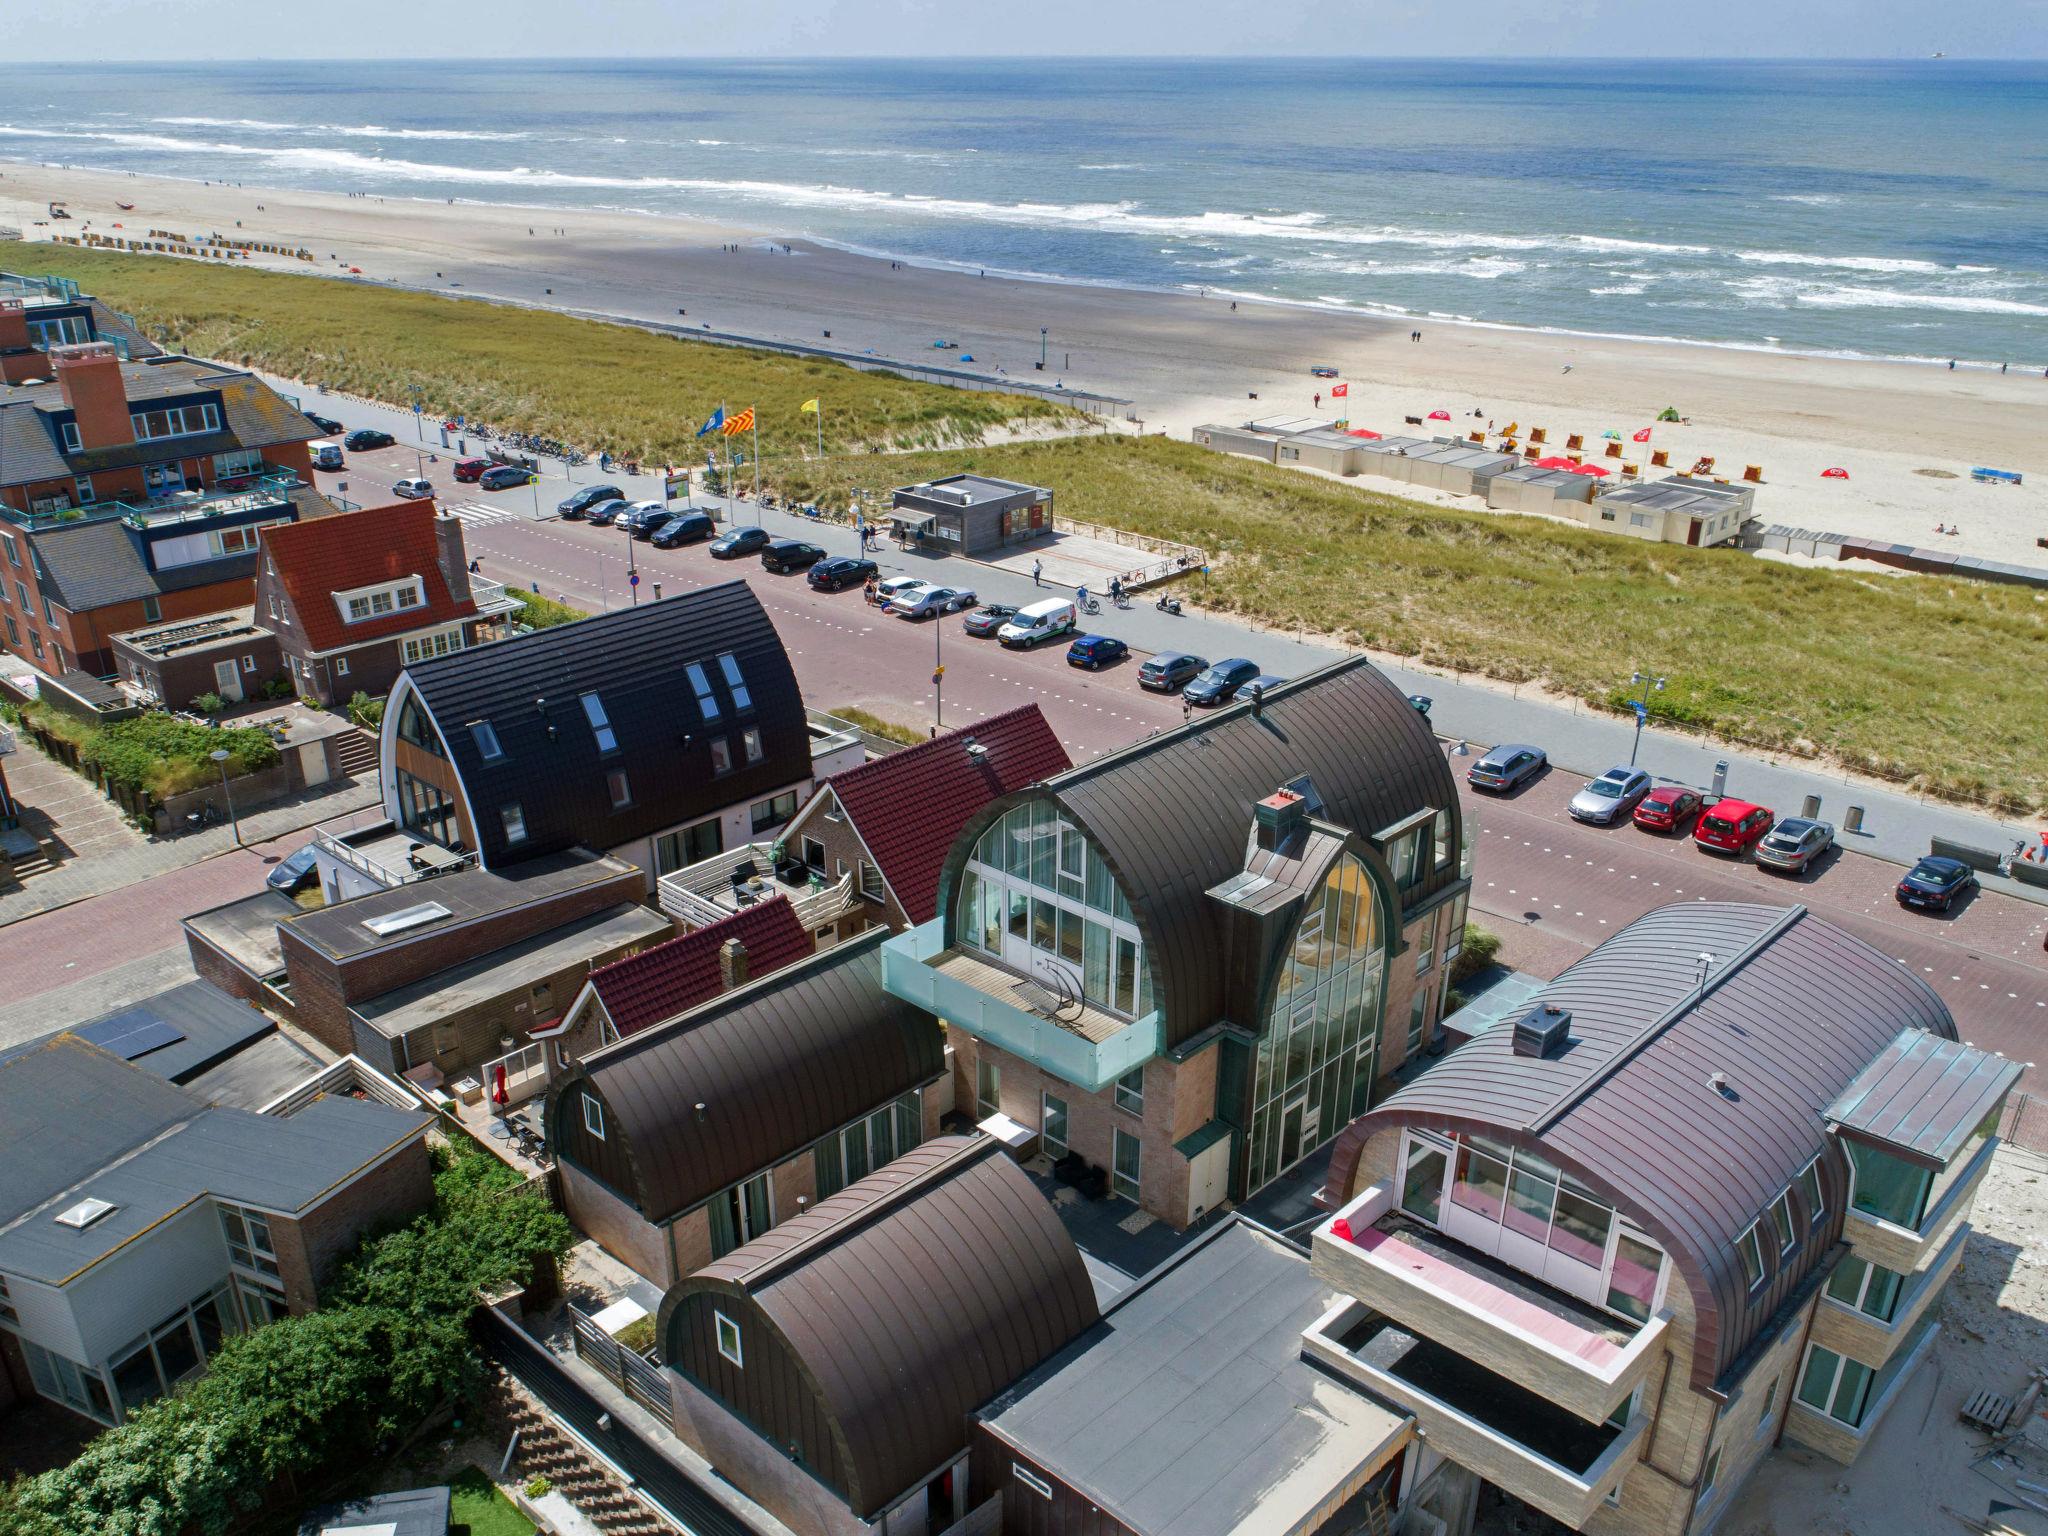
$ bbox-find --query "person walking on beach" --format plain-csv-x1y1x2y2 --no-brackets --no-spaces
1032,559,1043,588
1314,392,1322,410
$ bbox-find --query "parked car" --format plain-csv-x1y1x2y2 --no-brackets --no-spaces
343,428,395,451
584,498,626,525
304,413,344,436
1467,744,1546,793
1137,652,1207,692
1568,766,1652,825
875,574,932,604
558,484,624,519
762,539,827,573
1183,657,1262,706
452,457,489,483
1233,674,1289,703
1067,635,1129,670
264,845,320,895
310,442,344,471
1895,856,1977,912
479,465,536,491
391,477,434,500
1632,785,1702,833
1693,798,1775,856
617,502,672,537
1754,817,1835,876
892,584,977,620
650,511,716,548
709,526,771,559
997,597,1078,648
808,556,877,592
963,603,1019,637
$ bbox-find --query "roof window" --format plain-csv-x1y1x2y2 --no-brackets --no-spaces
717,652,751,711
360,901,452,937
686,662,719,720
469,719,504,762
580,692,618,753
55,1197,118,1229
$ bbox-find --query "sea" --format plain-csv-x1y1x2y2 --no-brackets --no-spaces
2,57,2045,367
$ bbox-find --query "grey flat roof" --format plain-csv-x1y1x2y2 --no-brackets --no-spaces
182,1029,326,1111
894,473,1047,505
298,1485,450,1536
184,889,300,979
1827,1028,2023,1169
981,1222,1408,1536
351,902,672,1040
0,979,274,1087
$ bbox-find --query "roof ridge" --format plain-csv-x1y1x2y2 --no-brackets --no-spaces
1525,903,1807,1135
826,703,1048,788
589,895,793,983
407,579,756,681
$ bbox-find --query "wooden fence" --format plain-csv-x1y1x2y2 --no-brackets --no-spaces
568,1304,671,1419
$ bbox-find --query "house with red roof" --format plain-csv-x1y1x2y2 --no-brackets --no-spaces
775,703,1071,935
253,499,517,703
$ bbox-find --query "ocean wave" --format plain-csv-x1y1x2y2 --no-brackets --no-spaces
1793,286,2048,317
1733,249,1955,274
1769,193,1843,205
154,115,297,131
152,115,528,142
1079,163,1144,171
1589,284,1649,295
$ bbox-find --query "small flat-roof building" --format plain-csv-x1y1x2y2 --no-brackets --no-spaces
889,474,1050,555
1485,464,1598,515
1580,476,1756,548
298,1486,450,1536
109,607,284,711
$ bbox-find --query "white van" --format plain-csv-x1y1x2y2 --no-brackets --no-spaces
997,597,1078,649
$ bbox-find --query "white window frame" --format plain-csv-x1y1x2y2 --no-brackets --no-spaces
1797,1154,1826,1227
1736,1220,1766,1290
400,626,467,665
717,651,751,710
582,1092,605,1140
580,691,618,753
218,1201,281,1281
60,421,82,452
1770,1188,1799,1256
1013,1466,1054,1500
1112,1126,1142,1203
502,803,528,845
714,1310,744,1368
1114,1066,1144,1116
335,576,425,625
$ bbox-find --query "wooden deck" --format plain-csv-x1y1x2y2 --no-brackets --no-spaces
928,948,1132,1045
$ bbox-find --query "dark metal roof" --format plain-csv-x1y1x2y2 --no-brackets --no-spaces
1323,902,1957,1390
547,931,943,1223
938,658,1459,1048
399,583,809,868
979,1221,1409,1536
1826,1029,2021,1169
662,1135,1098,1518
0,979,275,1087
0,1034,196,1228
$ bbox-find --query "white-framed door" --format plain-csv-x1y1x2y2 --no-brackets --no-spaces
212,658,243,703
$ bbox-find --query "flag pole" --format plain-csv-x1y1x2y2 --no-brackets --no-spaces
816,398,823,461
722,400,733,526
751,405,760,501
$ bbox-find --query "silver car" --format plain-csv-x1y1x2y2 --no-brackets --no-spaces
890,585,977,619
1468,743,1546,793
1568,766,1652,825
1754,817,1835,876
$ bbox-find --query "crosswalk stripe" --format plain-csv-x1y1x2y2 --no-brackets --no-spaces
444,502,522,524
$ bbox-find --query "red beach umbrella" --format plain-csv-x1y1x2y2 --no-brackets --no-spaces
1570,462,1611,477
1821,467,1850,479
1347,428,1383,439
1427,409,1452,421
1533,455,1579,471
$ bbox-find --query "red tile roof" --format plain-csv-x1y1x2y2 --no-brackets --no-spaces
820,704,1070,924
588,897,814,1038
262,500,477,654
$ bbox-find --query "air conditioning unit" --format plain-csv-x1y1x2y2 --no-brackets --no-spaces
1512,1003,1571,1059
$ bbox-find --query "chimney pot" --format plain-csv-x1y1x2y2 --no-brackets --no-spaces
718,936,751,990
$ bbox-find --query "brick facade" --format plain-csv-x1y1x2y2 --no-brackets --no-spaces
781,789,899,935
266,1136,434,1313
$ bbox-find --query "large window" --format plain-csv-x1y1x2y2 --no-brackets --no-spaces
709,1172,773,1259
1042,1093,1069,1156
1826,1253,1905,1323
130,402,221,441
750,790,796,833
1113,1127,1142,1203
402,627,466,665
814,1094,922,1198
110,1288,237,1417
1846,1141,1935,1229
655,818,723,875
395,768,456,846
219,1203,280,1280
976,1056,1001,1119
1114,1067,1144,1116
395,694,444,758
1797,1344,1874,1427
22,1339,116,1426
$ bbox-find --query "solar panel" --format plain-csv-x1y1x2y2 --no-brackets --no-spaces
76,1008,186,1061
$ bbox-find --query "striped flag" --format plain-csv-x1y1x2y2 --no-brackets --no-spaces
721,406,755,437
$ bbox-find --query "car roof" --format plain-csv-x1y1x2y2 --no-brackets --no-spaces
1705,798,1762,817
1072,634,1116,645
1913,855,1967,874
1210,657,1254,670
1482,742,1538,760
1643,784,1692,802
1596,766,1642,781
1145,650,1196,665
1773,818,1821,836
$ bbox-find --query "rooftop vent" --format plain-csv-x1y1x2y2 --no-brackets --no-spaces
1513,1003,1572,1059
55,1197,118,1229
964,738,989,762
1254,788,1305,851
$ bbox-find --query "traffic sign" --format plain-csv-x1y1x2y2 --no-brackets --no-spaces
932,666,945,684
629,571,640,588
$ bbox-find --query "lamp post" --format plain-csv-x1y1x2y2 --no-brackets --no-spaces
1628,671,1666,766
625,520,639,605
932,608,945,732
209,748,241,848
1040,328,1048,371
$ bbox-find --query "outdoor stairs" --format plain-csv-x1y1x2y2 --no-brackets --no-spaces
486,1363,677,1536
333,727,380,782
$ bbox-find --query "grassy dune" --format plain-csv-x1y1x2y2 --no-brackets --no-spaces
4,242,1077,459
778,436,2047,813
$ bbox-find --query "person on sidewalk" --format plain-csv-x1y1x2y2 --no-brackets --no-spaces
1032,559,1043,587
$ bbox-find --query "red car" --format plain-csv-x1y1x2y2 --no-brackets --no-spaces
1694,798,1775,856
1632,786,1702,834
452,457,490,483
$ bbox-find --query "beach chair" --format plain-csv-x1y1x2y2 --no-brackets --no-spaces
1524,445,1540,459
1622,462,1640,477
1605,442,1623,459
1468,431,1485,444
1651,450,1670,468
1566,434,1584,451
1743,465,1763,483
1530,428,1548,444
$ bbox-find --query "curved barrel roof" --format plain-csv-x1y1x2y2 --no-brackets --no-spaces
1324,902,1957,1389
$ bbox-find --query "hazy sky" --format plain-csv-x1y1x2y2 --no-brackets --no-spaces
8,0,2041,62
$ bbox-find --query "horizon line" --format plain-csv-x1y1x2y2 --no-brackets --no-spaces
0,53,2026,65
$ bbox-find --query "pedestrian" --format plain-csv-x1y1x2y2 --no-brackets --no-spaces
2002,362,2009,374
1231,301,1237,310
468,558,480,574
1314,392,1322,409
1032,558,1043,587
863,575,877,605
1949,359,1956,370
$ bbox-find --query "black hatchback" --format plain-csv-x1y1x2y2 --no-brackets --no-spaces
343,428,395,451
558,484,624,519
650,511,716,548
1183,657,1261,705
709,526,771,559
762,539,826,574
808,556,877,592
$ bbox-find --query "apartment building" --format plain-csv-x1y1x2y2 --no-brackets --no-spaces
0,343,326,676
0,269,159,385
1305,900,2014,1535
881,658,1470,1228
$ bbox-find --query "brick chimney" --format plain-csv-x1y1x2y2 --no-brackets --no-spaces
1253,788,1305,853
718,937,751,992
51,342,133,450
0,299,27,353
433,510,473,603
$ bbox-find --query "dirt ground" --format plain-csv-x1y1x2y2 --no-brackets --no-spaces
1721,1142,2048,1536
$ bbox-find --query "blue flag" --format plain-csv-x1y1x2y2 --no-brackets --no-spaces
695,407,724,438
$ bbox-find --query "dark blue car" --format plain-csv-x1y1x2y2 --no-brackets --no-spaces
1182,657,1261,706
1066,634,1128,670
1895,856,1976,912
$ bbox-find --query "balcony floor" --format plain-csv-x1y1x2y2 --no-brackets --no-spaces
929,947,1131,1045
1374,1215,1640,1355
1337,1312,1624,1475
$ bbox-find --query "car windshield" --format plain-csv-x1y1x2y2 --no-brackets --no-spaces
1586,780,1621,799
1703,815,1736,832
1909,862,1950,882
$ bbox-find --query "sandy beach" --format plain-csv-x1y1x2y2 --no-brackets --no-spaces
5,161,2046,566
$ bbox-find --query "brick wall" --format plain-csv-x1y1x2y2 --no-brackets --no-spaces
784,792,902,931
559,1156,676,1286
1380,900,1458,1078
267,1136,434,1312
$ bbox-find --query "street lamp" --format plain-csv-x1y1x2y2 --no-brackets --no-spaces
932,606,945,732
1628,671,1666,766
209,748,241,847
625,520,640,605
1039,328,1048,371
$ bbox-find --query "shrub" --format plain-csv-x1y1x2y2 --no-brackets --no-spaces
507,589,586,631
189,691,225,716
524,1475,553,1499
346,691,385,731
1450,923,1501,987
830,704,926,746
260,673,296,700
50,708,280,800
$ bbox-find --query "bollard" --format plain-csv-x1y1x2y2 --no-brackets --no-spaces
1801,794,1820,819
1844,804,1865,835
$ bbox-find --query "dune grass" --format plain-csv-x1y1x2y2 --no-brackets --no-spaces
779,436,2047,813
3,241,1077,461
830,705,929,747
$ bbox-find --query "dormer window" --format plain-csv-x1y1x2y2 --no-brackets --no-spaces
59,421,81,453
336,577,425,624
130,402,220,442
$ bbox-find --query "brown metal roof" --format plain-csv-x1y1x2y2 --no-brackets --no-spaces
660,1135,1098,1517
1826,1029,2021,1169
545,931,943,1223
937,658,1459,1049
1323,902,1956,1391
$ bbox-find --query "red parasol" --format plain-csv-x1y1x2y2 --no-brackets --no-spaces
1569,462,1610,477
1821,467,1849,479
1427,409,1452,421
491,1063,508,1108
1346,428,1383,439
1532,455,1579,471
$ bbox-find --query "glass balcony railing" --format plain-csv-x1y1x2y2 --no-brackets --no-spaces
117,470,301,528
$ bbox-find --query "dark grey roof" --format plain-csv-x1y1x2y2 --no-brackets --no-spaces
980,1221,1409,1536
1826,1029,2021,1169
0,979,276,1087
31,518,250,611
661,1135,1099,1519
400,583,809,869
547,931,943,1223
0,1034,196,1228
940,658,1460,1048
1325,902,1956,1390
298,1485,450,1536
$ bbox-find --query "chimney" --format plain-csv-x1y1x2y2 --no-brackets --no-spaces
1513,1003,1572,1059
434,510,473,603
718,937,751,991
51,342,133,450
1253,788,1305,852
0,299,28,353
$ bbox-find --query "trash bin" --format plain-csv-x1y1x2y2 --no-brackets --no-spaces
1801,794,1820,819
1711,760,1729,799
1844,805,1865,835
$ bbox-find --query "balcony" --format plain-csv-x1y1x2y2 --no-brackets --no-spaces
117,470,303,529
1310,1183,1668,1426
880,918,1160,1092
1840,1137,1996,1278
656,841,857,931
467,576,523,618
312,822,474,892
1304,1297,1647,1530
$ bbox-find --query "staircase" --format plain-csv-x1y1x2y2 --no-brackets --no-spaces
333,726,380,782
486,1364,677,1536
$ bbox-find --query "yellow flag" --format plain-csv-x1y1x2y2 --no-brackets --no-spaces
800,399,819,414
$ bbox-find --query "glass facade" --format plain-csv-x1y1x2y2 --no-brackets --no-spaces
1846,1141,1935,1228
1245,853,1385,1192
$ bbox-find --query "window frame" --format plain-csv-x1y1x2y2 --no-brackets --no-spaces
1736,1221,1766,1290
1770,1188,1799,1256
975,1056,1001,1119
1114,1066,1144,1116
580,691,618,754
501,803,528,845
714,1310,744,1368
607,768,633,810
582,1092,605,1140
469,720,503,761
1797,1155,1826,1228
1112,1126,1142,1203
